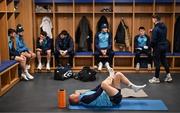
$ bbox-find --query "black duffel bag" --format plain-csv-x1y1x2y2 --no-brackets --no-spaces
54,65,73,80
74,66,96,82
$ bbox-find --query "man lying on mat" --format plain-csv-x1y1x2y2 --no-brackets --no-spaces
69,69,146,107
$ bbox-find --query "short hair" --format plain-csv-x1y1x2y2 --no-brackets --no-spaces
139,26,145,30
152,14,161,21
69,97,78,105
8,28,16,36
60,30,68,35
40,31,47,37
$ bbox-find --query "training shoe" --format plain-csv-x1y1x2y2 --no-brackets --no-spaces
131,84,146,92
26,64,31,70
105,62,111,70
164,73,173,82
98,62,103,71
136,63,140,70
149,77,160,83
21,73,29,81
147,64,152,70
37,63,42,70
46,63,50,70
25,71,34,80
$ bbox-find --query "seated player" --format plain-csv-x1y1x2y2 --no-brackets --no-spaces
94,23,114,71
134,26,152,70
36,31,52,70
54,30,74,67
69,69,146,107
8,28,33,80
16,24,36,70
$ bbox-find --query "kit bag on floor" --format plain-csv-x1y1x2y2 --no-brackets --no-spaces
74,66,96,82
54,65,73,80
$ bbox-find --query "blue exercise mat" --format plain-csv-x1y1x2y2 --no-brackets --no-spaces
69,99,168,111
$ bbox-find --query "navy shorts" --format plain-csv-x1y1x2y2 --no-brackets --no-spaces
109,89,122,105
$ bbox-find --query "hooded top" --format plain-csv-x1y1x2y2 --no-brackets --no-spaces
151,22,169,50
75,16,92,52
40,16,53,39
36,36,51,51
16,35,29,53
8,36,20,59
55,32,74,52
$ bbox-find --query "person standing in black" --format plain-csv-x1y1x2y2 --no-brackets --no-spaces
149,14,172,83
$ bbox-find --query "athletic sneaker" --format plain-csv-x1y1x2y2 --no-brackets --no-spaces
149,77,160,83
136,63,140,70
147,64,151,70
105,62,111,70
25,71,34,80
98,62,103,71
164,73,172,82
37,63,42,70
46,63,50,70
21,73,29,81
131,84,146,92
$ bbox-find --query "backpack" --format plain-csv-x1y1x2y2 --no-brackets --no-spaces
74,66,96,82
54,65,73,80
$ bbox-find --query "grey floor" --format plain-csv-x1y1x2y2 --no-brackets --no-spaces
0,72,180,113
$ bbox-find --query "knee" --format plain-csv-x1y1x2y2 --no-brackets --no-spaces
21,60,26,64
101,81,108,89
37,51,41,55
32,53,36,58
47,50,51,55
115,72,123,77
26,53,32,58
19,57,26,63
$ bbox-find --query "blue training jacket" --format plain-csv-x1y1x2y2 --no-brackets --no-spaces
16,35,29,53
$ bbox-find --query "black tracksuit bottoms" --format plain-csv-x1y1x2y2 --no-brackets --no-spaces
153,48,170,78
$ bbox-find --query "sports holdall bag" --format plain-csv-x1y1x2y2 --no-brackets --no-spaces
54,65,73,80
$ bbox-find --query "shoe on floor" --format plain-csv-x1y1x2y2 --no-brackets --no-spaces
136,63,140,70
164,73,173,82
21,73,29,81
98,62,103,71
25,71,34,80
149,77,160,83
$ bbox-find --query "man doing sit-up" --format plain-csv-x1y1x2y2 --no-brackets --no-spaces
69,69,146,107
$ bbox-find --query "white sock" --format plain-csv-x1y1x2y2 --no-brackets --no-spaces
38,60,41,64
47,60,50,64
24,69,28,73
128,82,146,92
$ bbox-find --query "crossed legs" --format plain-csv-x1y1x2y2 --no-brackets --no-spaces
101,71,146,97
